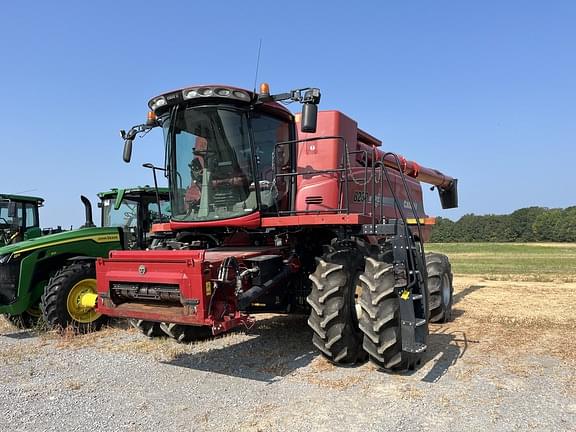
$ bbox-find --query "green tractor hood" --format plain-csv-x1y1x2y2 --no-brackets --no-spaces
0,227,121,259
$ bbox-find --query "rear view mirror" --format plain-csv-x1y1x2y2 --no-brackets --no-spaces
301,103,318,133
8,201,17,218
123,139,133,163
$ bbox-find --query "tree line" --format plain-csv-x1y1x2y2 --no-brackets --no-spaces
430,206,576,242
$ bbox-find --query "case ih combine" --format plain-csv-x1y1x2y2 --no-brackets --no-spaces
92,83,458,370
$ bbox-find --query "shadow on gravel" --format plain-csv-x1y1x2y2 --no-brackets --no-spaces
417,327,470,383
447,285,484,321
0,329,37,340
162,314,317,383
454,285,484,304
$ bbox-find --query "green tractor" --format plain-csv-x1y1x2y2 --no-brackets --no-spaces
0,194,46,246
0,187,169,330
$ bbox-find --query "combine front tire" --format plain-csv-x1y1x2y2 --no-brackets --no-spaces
426,253,453,323
358,257,407,370
306,247,365,364
129,319,165,338
41,262,107,333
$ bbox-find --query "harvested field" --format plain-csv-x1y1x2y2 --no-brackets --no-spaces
1,243,575,431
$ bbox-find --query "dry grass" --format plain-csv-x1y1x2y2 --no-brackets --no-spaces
430,273,576,370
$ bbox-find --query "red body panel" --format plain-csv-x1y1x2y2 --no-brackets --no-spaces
96,247,285,330
153,211,262,232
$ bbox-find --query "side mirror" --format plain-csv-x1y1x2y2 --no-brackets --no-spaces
301,103,318,133
123,139,133,163
7,201,17,218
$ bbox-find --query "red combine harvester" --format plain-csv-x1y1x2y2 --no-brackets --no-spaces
96,83,458,370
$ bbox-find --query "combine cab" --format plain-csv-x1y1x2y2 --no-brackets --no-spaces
0,194,45,246
96,84,458,369
0,187,169,330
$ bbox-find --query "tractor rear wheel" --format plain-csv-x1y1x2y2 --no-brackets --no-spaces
41,262,107,333
160,323,212,343
358,257,408,370
129,319,165,338
5,305,42,329
306,246,366,364
426,253,453,323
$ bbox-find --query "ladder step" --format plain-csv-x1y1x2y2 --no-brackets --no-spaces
415,319,426,327
412,294,422,300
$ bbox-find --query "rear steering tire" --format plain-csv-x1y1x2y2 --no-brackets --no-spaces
160,323,212,343
426,253,454,323
306,246,366,364
41,262,108,333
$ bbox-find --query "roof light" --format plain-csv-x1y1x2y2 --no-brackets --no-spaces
198,87,213,96
183,88,198,99
149,96,167,111
260,82,270,95
215,88,231,96
146,111,157,126
233,91,250,100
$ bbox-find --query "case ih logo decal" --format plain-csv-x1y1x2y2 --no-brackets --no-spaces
138,265,147,275
352,192,419,210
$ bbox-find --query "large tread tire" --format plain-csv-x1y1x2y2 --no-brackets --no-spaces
41,262,108,334
160,323,212,343
4,310,40,329
358,257,408,370
426,253,454,323
129,319,165,338
306,247,365,365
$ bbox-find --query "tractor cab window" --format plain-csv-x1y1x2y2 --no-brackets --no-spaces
0,201,23,228
147,199,171,224
167,106,255,222
25,203,38,228
102,198,139,229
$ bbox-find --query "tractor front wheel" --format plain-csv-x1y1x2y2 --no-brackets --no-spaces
41,262,107,333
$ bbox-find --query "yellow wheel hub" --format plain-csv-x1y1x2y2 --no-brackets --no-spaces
66,279,101,323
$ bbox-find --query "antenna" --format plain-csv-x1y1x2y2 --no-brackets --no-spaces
252,38,263,94
15,189,38,194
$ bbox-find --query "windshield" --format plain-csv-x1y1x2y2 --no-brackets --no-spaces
165,105,292,223
166,106,255,222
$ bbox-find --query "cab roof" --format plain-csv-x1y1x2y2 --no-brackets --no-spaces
97,186,170,200
0,194,44,204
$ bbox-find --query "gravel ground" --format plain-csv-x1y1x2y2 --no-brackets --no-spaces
1,276,575,432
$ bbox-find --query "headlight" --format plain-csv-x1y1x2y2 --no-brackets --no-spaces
148,96,168,111
0,254,11,264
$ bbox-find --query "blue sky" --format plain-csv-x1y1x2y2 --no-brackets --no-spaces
1,1,574,227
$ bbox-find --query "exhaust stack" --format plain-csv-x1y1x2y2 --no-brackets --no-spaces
80,195,96,228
